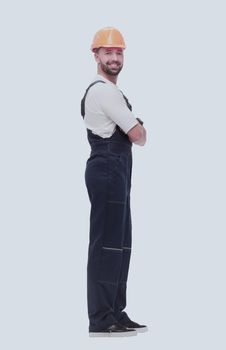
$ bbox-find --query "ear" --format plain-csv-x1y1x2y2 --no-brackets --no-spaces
94,52,100,64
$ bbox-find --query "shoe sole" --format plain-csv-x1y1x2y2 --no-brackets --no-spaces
89,330,137,337
129,326,148,333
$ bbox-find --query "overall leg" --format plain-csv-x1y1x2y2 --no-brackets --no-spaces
85,152,127,332
85,154,117,331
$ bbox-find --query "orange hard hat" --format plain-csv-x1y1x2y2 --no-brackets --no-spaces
91,27,126,52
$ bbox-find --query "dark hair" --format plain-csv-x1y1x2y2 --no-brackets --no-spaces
93,47,100,54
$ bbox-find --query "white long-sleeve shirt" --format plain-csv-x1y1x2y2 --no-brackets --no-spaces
83,74,138,138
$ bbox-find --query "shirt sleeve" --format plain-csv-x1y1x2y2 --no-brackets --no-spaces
92,83,139,134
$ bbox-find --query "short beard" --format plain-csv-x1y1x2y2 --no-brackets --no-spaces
100,62,123,76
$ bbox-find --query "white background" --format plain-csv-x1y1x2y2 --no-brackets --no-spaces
0,0,225,349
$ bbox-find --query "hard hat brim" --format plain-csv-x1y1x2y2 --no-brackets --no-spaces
91,45,126,52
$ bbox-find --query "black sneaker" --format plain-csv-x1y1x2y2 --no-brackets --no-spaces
120,319,148,333
89,323,137,337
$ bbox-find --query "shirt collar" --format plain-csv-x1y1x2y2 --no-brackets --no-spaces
93,74,117,86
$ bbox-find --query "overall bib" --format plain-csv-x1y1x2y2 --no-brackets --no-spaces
81,81,133,332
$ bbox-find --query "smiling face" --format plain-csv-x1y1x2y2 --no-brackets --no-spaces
94,47,124,77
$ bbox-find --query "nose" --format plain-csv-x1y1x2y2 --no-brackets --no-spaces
113,52,118,59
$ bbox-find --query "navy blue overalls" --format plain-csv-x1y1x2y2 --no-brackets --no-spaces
81,80,134,332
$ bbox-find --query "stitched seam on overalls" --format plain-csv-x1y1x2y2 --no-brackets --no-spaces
102,247,123,251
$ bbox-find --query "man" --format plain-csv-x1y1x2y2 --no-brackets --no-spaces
81,27,147,337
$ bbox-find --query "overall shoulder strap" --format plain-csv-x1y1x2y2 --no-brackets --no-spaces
120,91,133,111
81,80,106,118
